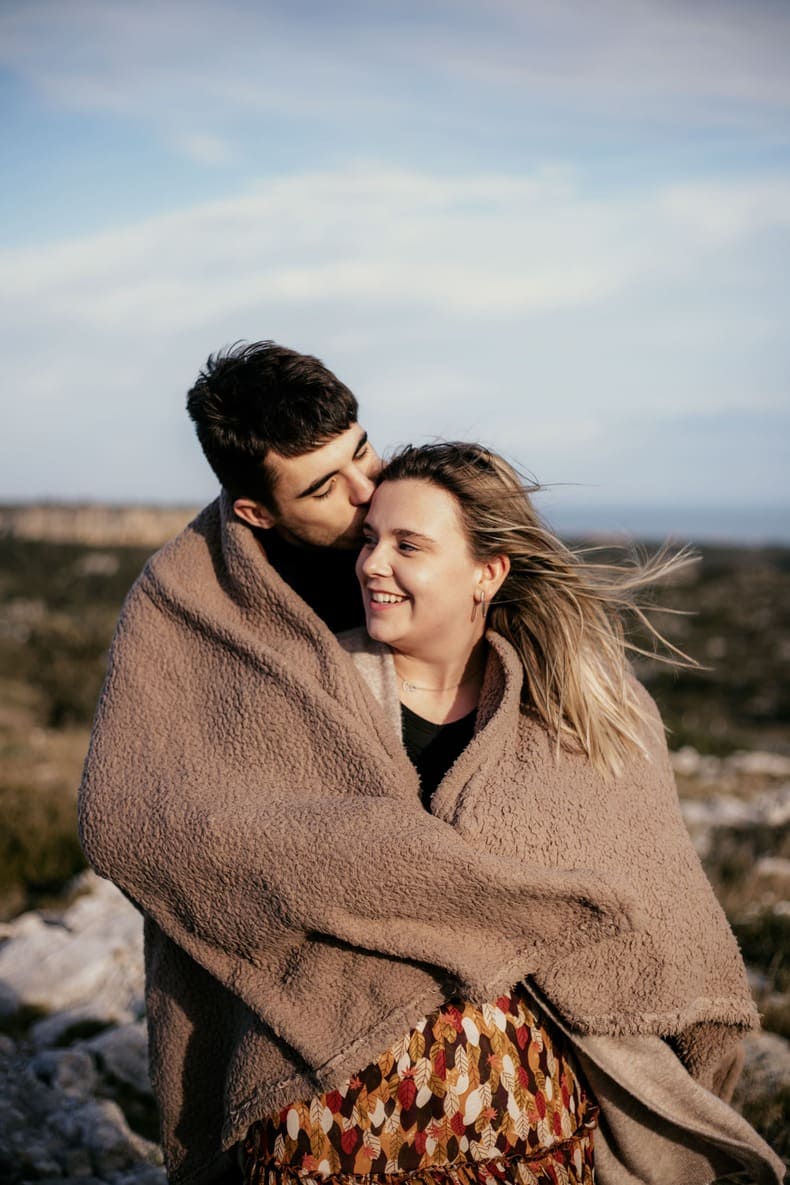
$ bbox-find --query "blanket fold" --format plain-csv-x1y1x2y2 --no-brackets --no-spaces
79,496,637,1077
77,495,761,1183
525,984,785,1185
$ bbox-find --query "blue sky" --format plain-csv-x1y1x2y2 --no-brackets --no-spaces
1,0,789,538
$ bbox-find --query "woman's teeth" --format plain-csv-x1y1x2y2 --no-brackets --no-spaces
370,592,407,604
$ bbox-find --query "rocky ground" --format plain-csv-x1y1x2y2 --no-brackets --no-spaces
0,875,163,1183
0,746,788,1182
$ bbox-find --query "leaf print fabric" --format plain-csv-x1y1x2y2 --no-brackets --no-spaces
241,988,597,1184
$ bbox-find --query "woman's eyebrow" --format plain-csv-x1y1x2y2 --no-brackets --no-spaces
393,528,436,545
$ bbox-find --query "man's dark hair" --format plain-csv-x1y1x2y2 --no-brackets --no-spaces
186,340,359,506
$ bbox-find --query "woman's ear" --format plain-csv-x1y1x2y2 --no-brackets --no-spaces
481,554,510,597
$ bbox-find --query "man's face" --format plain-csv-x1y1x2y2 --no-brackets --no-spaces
238,424,381,549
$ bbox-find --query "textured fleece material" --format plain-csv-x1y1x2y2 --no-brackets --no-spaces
77,494,759,1185
531,985,785,1185
343,635,784,1184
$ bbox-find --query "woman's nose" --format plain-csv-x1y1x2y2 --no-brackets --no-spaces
360,543,390,577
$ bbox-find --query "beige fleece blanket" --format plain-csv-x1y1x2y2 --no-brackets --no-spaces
79,495,638,1083
78,494,765,1181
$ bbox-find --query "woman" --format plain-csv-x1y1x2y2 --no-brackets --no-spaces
240,443,782,1185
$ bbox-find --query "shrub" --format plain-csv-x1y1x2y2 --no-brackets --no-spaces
0,780,86,918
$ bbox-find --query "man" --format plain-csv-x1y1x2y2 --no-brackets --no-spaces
80,340,389,1183
186,340,381,630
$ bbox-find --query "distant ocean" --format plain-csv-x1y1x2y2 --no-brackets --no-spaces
1,500,787,548
537,501,790,545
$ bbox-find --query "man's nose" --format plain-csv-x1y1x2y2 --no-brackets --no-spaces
347,468,377,506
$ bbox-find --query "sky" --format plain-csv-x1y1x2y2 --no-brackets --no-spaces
1,0,789,540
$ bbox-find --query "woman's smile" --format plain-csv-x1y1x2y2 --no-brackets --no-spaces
367,588,409,608
356,478,489,662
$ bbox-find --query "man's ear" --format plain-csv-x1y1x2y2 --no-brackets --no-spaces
233,497,277,531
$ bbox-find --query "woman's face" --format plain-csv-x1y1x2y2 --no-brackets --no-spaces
356,478,486,660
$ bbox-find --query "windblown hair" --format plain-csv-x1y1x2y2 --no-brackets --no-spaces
186,341,358,507
379,442,696,777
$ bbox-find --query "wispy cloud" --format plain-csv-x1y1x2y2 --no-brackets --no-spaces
2,0,788,148
3,165,787,333
432,0,790,107
1,162,788,502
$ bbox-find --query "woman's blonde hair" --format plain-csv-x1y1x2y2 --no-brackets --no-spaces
379,442,695,777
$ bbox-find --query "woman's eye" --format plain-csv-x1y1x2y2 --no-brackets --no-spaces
398,541,417,553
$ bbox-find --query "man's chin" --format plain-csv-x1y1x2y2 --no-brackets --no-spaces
274,519,364,550
329,518,367,550
330,533,365,551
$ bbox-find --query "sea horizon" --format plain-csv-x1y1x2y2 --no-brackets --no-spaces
1,498,788,547
539,500,790,545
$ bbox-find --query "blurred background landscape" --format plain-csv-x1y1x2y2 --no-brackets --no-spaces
0,505,788,1177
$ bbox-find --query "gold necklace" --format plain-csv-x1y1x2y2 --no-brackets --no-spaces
395,664,483,695
399,676,469,693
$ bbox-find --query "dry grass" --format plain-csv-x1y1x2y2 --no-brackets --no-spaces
0,678,90,918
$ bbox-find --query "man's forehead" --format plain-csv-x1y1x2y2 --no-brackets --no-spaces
267,423,364,496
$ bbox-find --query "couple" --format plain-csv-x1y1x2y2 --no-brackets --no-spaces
78,342,782,1185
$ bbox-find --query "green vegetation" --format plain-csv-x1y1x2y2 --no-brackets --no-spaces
0,537,151,917
0,537,152,727
629,543,790,754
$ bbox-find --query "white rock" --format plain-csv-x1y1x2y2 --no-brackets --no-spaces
727,752,790,778
31,1048,98,1099
680,786,790,833
87,1020,152,1097
733,1030,790,1112
755,856,790,880
66,1096,160,1173
0,873,144,1024
671,746,702,776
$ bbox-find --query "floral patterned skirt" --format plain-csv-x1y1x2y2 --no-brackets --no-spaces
240,988,597,1185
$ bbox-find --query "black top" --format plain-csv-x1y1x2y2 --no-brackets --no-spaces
401,702,477,810
256,527,365,634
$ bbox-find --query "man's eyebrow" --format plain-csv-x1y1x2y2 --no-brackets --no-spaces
296,432,368,499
